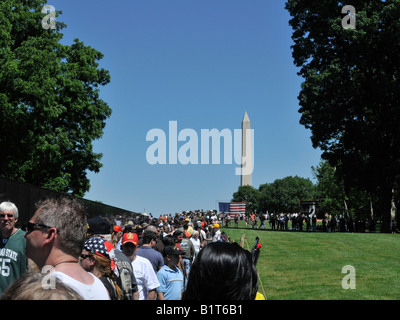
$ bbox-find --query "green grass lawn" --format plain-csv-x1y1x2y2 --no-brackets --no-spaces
221,222,400,300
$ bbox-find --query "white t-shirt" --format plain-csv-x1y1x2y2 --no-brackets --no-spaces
54,271,110,300
212,229,221,242
190,237,201,259
131,255,160,300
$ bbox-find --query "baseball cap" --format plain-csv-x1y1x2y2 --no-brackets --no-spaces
122,232,138,245
164,245,184,256
87,216,111,235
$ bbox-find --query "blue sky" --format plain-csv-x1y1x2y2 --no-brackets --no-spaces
50,0,322,215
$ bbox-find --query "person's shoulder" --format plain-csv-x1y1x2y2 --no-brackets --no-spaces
15,228,25,235
5,228,26,246
135,255,151,265
114,249,133,265
157,264,169,274
154,249,163,258
13,228,26,239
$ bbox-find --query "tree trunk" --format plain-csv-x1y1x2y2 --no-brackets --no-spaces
379,185,393,233
342,186,350,219
343,197,350,219
391,188,396,222
369,193,374,220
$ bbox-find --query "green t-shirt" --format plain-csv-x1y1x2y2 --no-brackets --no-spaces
0,229,27,295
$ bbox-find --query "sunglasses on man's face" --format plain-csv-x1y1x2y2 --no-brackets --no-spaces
0,213,14,219
22,222,52,234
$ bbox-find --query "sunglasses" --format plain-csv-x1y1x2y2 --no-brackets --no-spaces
80,254,92,260
22,221,52,234
0,213,14,219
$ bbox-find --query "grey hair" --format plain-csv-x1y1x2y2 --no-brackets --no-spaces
34,197,87,258
0,201,19,219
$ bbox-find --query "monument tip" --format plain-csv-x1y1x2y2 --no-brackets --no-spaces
242,112,250,123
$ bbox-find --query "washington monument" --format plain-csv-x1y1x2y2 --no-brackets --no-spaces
241,112,252,187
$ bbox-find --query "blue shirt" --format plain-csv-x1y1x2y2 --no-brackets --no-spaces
137,246,164,273
156,265,184,300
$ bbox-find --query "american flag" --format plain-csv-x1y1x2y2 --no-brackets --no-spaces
219,202,246,219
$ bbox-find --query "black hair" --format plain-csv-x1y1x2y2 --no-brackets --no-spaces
173,230,183,237
162,235,175,247
182,242,258,300
123,225,133,233
142,230,157,244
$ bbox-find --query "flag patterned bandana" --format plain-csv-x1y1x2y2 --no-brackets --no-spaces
84,237,116,270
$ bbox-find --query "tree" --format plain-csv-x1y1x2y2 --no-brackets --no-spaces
312,160,372,219
232,185,260,215
258,176,315,213
0,0,111,196
312,160,344,217
285,0,400,232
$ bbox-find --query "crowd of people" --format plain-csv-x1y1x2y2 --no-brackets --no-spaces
222,212,385,233
0,198,262,300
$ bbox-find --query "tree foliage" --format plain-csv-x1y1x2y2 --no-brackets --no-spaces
0,0,111,196
312,160,373,219
232,176,315,214
232,185,260,214
259,176,315,213
285,0,400,232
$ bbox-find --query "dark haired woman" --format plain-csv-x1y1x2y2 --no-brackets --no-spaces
182,242,259,300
